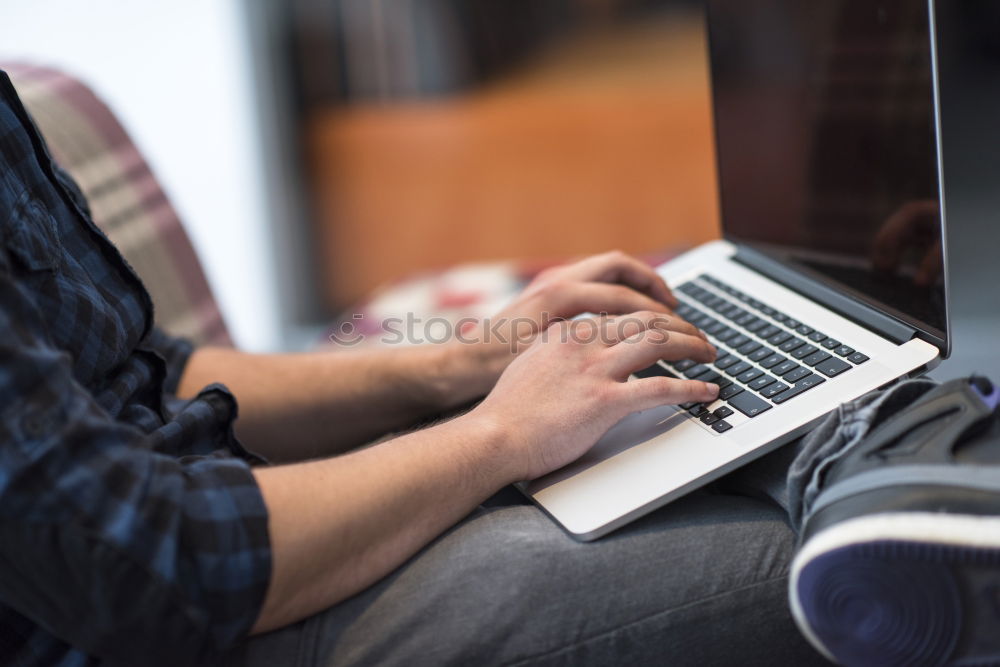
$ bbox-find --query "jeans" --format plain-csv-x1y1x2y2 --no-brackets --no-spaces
224,379,936,666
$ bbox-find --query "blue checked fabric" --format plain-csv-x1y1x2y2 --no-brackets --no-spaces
0,71,270,666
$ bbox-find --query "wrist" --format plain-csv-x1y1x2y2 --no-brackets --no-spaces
428,340,503,409
449,407,523,486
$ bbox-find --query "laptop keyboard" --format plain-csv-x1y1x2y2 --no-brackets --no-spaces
634,274,870,434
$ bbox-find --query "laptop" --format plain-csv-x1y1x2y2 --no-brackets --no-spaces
521,0,950,540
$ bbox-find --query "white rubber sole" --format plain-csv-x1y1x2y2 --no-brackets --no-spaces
790,512,1000,665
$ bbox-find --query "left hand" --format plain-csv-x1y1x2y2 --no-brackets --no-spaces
452,250,704,389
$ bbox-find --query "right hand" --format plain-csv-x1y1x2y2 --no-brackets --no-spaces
472,311,719,481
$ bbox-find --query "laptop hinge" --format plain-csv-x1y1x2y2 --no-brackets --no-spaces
732,245,917,345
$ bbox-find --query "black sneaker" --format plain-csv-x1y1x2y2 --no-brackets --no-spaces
789,377,1000,666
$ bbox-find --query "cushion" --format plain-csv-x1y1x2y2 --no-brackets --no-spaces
4,63,232,346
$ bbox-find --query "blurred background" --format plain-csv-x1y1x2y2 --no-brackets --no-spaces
0,1,996,381
0,0,718,351
294,0,717,310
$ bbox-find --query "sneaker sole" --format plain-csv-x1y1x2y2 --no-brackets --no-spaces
790,512,1000,666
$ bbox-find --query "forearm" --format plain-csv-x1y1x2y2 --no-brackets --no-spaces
249,410,512,633
172,251,690,463
245,308,718,635
177,344,494,461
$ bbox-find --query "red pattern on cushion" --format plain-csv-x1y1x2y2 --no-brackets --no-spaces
323,250,685,348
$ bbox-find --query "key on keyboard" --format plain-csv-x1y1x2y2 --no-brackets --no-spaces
664,275,871,431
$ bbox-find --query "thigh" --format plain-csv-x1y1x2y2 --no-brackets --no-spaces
227,491,824,667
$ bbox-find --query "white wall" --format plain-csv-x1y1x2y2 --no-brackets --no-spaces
0,0,282,351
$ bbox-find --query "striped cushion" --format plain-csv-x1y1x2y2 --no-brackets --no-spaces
3,63,231,346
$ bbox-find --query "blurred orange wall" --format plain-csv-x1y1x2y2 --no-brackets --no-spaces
307,16,720,306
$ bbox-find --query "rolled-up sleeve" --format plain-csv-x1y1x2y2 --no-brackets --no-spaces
142,326,196,395
0,263,271,664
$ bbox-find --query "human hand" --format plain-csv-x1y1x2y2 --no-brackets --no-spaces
471,311,718,481
460,251,703,384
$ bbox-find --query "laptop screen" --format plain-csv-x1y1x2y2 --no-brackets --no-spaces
707,0,947,340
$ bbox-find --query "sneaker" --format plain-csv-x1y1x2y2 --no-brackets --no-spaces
789,376,1000,666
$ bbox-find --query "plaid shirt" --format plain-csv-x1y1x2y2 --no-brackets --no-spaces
0,71,271,666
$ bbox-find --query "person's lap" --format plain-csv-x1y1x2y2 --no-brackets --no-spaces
226,485,824,666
